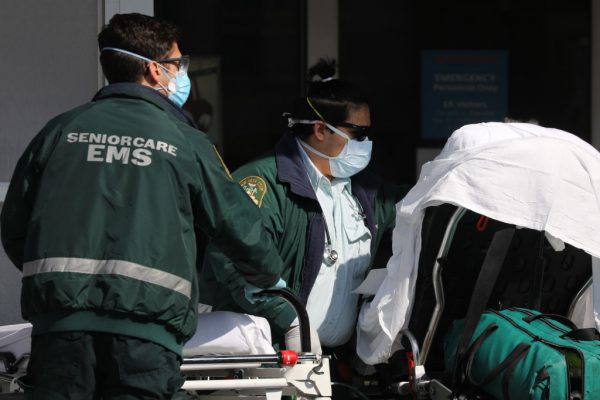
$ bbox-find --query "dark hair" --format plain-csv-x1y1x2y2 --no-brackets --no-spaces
98,13,181,84
290,58,370,138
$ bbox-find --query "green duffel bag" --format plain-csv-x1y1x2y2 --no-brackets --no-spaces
445,307,600,400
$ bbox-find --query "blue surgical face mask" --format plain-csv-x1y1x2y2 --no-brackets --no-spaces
155,63,191,107
101,47,191,107
299,122,373,178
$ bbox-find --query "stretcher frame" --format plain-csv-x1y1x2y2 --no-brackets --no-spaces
386,206,595,400
0,289,332,399
180,289,332,399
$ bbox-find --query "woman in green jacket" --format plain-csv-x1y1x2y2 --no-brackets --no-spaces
199,59,407,354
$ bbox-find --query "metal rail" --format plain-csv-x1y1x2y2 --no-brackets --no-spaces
421,207,467,364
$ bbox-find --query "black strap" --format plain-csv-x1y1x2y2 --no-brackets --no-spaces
530,231,546,310
522,313,578,331
560,327,600,341
464,323,498,384
452,228,516,393
465,334,530,400
500,343,531,400
475,342,529,388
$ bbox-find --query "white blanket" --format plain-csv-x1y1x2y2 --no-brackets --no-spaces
0,312,274,363
184,311,274,356
357,122,600,365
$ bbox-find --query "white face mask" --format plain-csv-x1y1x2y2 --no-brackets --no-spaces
299,122,372,178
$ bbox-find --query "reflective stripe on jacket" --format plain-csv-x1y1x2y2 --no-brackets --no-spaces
1,83,285,354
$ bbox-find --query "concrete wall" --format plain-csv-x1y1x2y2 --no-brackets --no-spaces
0,0,153,325
0,0,102,324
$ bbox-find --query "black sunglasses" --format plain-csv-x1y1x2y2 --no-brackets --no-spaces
335,122,371,141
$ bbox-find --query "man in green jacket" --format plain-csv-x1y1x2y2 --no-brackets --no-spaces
0,13,284,399
199,60,407,357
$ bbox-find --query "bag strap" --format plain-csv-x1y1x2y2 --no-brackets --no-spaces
466,339,530,400
465,342,531,398
463,325,534,400
522,313,578,331
560,327,600,341
499,343,531,400
464,323,498,384
452,228,516,393
530,231,546,310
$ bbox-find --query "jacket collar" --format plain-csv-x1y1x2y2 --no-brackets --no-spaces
295,137,352,195
91,83,197,128
275,132,318,200
275,132,380,235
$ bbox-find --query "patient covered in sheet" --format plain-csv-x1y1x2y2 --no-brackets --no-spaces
357,122,600,365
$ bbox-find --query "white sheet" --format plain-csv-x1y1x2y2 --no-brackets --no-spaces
0,312,274,363
183,311,274,356
357,122,600,365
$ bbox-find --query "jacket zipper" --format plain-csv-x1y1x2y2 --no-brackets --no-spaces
489,309,586,398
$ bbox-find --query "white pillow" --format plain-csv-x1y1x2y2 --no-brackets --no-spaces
183,311,274,356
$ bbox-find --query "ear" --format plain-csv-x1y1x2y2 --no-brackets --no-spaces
312,122,330,142
146,61,165,86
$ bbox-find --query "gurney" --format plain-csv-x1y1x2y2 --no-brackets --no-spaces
356,122,600,399
0,289,332,399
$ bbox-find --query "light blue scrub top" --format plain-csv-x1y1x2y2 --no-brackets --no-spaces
296,139,372,347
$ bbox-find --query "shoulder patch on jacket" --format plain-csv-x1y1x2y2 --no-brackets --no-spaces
239,176,267,208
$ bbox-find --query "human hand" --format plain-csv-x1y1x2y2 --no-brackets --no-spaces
243,277,287,304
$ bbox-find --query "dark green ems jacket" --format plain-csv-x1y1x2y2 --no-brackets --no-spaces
0,83,284,354
199,133,407,335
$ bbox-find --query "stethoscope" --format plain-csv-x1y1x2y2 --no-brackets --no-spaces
323,218,339,266
322,195,367,266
